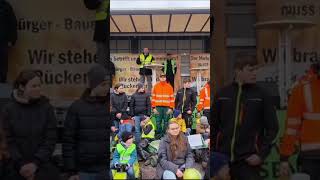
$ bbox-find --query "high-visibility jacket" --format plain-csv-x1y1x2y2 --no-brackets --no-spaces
280,75,320,158
116,143,136,164
96,0,108,21
151,82,174,109
197,83,210,112
139,54,154,68
141,121,155,139
163,59,177,74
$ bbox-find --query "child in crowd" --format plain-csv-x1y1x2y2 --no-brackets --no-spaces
196,116,210,140
112,131,138,180
118,113,134,141
170,109,187,134
138,115,155,163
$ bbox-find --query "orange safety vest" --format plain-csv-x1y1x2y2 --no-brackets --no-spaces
151,82,174,109
197,83,210,112
280,75,320,157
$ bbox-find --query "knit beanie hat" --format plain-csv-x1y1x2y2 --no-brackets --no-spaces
122,131,134,143
87,65,109,89
212,152,230,176
200,116,209,125
173,109,181,118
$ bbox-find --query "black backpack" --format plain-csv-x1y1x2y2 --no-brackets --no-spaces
83,0,101,10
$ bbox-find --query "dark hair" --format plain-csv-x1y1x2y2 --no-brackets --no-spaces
0,126,9,160
13,69,40,90
114,83,123,90
234,53,257,71
183,79,191,83
167,121,187,160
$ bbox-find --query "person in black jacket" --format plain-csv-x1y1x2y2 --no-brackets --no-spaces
0,0,17,83
63,65,110,180
0,70,60,180
111,83,128,129
175,79,197,132
212,54,279,180
129,83,151,143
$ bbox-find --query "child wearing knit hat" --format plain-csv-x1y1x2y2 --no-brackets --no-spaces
112,131,137,179
196,116,210,140
169,109,187,133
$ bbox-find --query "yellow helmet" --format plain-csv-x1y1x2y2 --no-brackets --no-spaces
183,168,202,180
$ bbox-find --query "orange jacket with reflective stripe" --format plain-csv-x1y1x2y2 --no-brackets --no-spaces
151,82,174,109
280,75,320,158
197,83,210,112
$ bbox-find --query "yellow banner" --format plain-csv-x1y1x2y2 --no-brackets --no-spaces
7,0,97,103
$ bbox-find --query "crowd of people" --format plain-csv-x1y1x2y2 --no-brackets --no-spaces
109,73,211,179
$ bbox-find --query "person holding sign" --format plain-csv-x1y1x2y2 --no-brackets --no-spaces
212,54,278,180
151,73,174,139
136,48,155,93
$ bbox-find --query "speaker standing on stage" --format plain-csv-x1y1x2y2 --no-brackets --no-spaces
136,48,155,93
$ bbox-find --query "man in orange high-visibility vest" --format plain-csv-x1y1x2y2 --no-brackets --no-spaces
280,63,320,179
152,73,174,138
197,81,211,120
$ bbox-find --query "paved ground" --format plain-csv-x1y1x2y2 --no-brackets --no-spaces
140,162,204,179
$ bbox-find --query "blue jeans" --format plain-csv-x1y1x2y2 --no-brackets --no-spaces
134,116,142,143
127,167,135,179
79,172,105,180
163,170,177,180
